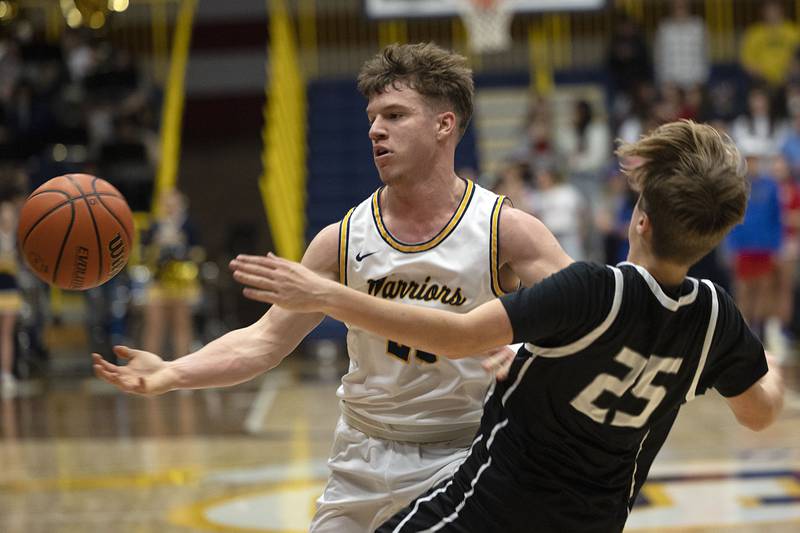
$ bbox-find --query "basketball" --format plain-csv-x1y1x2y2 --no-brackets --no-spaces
17,173,134,291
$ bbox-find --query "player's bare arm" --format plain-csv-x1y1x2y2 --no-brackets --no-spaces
724,353,785,431
92,223,340,396
497,205,573,288
231,253,513,358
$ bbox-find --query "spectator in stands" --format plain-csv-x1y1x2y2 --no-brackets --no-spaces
727,154,783,339
607,11,652,102
772,155,800,347
732,85,788,158
0,31,21,105
654,0,709,90
555,99,610,261
141,188,203,358
492,161,534,213
527,161,587,261
740,1,800,88
507,112,556,172
556,100,611,191
781,112,800,175
0,172,23,398
61,29,94,83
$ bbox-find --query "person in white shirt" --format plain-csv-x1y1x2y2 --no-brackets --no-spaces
654,0,710,89
528,162,587,261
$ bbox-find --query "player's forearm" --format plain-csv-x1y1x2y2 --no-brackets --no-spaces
168,323,287,389
319,282,477,358
731,362,785,432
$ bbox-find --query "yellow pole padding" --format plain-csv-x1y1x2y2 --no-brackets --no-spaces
153,0,196,213
298,0,318,78
260,0,307,261
529,20,553,96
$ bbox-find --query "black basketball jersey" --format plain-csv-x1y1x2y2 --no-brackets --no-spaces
378,262,767,533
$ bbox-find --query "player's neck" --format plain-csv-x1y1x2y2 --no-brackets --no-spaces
626,250,688,287
379,171,465,242
382,170,464,217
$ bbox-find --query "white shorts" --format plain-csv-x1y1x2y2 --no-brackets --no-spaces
309,417,472,533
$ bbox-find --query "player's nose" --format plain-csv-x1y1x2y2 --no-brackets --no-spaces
368,118,387,141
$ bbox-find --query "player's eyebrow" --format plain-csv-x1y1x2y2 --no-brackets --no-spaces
366,102,413,117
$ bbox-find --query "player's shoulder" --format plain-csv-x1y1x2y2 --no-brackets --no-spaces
542,261,617,292
497,204,553,247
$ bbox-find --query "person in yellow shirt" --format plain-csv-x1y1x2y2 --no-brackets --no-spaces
741,1,800,87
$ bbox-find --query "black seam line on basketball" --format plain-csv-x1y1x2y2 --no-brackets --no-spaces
26,191,122,215
51,200,76,285
21,190,72,247
66,175,104,285
92,180,131,243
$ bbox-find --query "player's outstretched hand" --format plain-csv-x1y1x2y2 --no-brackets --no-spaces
92,346,177,396
480,345,516,381
229,253,333,312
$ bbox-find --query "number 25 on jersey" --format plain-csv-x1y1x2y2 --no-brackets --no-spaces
571,347,683,429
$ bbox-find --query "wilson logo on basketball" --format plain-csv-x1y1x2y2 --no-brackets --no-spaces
70,246,90,289
108,234,126,274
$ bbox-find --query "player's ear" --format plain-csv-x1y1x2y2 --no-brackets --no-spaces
634,210,651,237
436,111,457,139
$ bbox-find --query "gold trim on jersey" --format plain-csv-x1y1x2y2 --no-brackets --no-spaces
490,195,507,296
339,208,355,285
371,179,475,253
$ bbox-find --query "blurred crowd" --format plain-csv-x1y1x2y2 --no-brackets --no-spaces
0,22,218,397
491,0,800,359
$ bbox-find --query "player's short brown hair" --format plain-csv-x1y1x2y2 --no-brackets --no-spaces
616,120,748,265
357,42,474,136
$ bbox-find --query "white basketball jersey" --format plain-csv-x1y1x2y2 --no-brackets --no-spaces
337,179,509,443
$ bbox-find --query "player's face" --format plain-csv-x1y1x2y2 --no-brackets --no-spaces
366,84,442,184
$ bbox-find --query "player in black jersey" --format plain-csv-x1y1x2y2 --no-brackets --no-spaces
232,120,785,532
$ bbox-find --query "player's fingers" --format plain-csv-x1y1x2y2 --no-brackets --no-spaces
95,359,120,375
232,271,278,292
496,362,511,382
235,254,280,269
112,345,134,360
242,287,282,305
231,262,276,281
94,365,123,386
481,351,505,372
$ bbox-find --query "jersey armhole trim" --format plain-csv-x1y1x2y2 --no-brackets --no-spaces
490,195,510,297
338,208,355,286
524,265,624,357
685,279,719,402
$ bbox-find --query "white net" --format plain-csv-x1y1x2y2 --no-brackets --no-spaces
457,0,513,54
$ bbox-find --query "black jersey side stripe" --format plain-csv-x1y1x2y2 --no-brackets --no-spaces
392,431,487,533
396,359,533,532
524,266,624,357
419,421,509,533
685,280,720,402
627,429,651,514
501,354,535,405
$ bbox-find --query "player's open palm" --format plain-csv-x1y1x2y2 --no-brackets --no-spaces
230,253,332,312
92,346,177,396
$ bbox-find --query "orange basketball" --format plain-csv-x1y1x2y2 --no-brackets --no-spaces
17,173,134,290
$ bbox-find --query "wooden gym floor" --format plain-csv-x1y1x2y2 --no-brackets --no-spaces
0,353,798,533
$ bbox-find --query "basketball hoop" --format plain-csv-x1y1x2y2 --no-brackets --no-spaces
457,0,513,54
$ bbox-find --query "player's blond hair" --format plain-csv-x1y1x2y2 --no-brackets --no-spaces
357,42,474,136
616,120,748,265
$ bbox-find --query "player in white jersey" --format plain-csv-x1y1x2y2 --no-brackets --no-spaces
93,43,572,532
